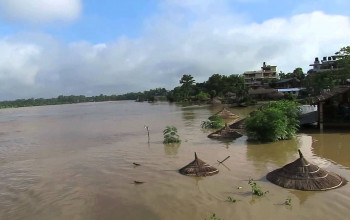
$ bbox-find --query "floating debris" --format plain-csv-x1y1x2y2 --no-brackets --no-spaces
134,181,145,184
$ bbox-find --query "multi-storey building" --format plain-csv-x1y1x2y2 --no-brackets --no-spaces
309,56,343,72
243,62,277,87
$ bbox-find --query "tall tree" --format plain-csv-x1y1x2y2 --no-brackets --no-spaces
335,46,350,84
279,68,305,80
205,74,224,97
292,67,305,80
179,74,195,100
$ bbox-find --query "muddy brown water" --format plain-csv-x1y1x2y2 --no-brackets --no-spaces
0,101,349,220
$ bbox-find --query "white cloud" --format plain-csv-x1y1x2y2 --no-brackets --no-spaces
0,9,350,100
0,39,40,85
0,0,82,24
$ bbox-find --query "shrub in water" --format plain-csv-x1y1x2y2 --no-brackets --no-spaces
245,100,300,142
284,197,292,206
205,213,224,220
201,115,224,129
163,126,181,144
248,178,268,196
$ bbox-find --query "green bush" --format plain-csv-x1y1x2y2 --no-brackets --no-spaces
196,91,210,101
163,126,181,144
283,93,297,101
267,100,300,139
201,115,224,129
245,101,300,142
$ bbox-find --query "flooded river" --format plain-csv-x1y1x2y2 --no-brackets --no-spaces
0,101,349,220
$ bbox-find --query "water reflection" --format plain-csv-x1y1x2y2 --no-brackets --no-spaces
90,194,161,220
310,132,350,169
181,108,196,124
164,143,180,156
246,138,299,169
289,190,317,205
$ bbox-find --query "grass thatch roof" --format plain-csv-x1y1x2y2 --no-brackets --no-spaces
179,153,219,177
229,119,245,129
215,108,239,119
208,124,243,140
266,150,347,191
209,97,222,104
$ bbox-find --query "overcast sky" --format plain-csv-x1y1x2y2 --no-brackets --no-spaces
0,0,350,100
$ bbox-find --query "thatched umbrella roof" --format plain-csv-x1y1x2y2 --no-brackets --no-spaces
208,124,243,140
229,119,245,129
179,153,219,177
215,108,239,119
209,97,222,105
266,150,347,191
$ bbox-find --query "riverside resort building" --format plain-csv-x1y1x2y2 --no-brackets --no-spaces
243,62,278,87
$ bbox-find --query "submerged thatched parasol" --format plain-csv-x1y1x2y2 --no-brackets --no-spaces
179,153,219,177
215,108,239,119
208,124,243,140
266,150,347,191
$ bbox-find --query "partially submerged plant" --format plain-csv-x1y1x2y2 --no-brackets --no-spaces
163,126,181,144
245,100,300,142
248,178,268,196
227,196,236,203
205,213,224,220
201,115,224,129
284,197,292,206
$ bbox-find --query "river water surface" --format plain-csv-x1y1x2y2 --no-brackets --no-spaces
0,101,349,220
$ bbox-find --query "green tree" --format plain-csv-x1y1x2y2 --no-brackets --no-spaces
227,74,247,99
245,101,300,142
266,101,300,139
205,74,224,97
335,46,350,84
278,71,286,79
303,71,335,95
292,67,305,80
195,91,210,101
179,74,195,100
279,68,305,80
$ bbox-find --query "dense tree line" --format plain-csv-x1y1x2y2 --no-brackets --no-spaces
0,88,168,109
167,74,247,103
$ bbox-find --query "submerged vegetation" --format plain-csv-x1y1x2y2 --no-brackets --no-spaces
227,196,237,203
245,100,300,142
284,197,292,206
248,178,268,196
205,213,224,220
201,115,224,129
163,126,181,144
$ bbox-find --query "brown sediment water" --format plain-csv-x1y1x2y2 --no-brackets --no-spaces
0,101,349,220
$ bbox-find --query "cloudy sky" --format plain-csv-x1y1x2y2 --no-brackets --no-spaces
0,0,350,100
